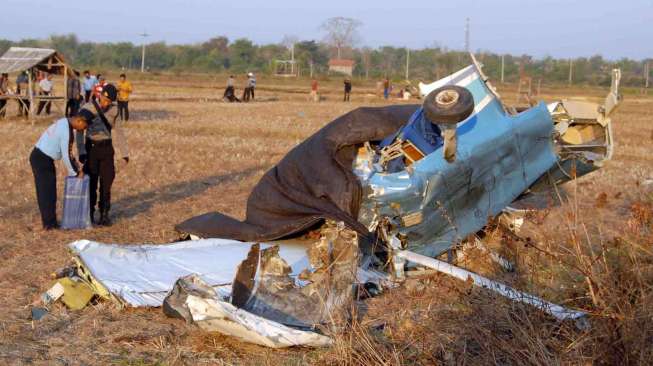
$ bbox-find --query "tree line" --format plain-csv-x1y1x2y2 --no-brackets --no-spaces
0,34,650,87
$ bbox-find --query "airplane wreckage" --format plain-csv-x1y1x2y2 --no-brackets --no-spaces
43,56,622,348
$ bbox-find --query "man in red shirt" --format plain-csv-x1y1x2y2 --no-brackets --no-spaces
92,75,107,101
310,79,318,102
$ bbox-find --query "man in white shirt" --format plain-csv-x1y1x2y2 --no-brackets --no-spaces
37,73,54,115
30,110,93,229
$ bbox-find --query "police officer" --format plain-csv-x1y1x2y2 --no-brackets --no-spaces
76,84,130,226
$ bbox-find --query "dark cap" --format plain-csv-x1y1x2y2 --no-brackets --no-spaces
76,109,95,122
102,84,118,102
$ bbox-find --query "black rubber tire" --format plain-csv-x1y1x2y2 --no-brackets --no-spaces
423,85,474,125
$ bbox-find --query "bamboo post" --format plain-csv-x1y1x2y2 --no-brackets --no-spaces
27,69,34,123
63,64,68,116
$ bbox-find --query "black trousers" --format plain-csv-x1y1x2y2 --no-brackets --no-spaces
117,101,129,121
84,90,92,103
30,148,57,228
223,86,240,102
0,99,6,118
66,98,80,117
37,92,51,115
84,140,115,212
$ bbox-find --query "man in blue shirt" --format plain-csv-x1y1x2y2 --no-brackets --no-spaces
29,110,93,229
82,70,97,103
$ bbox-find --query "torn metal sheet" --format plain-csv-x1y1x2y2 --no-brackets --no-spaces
527,69,621,193
163,274,332,348
233,223,358,328
187,295,333,348
68,238,311,307
163,274,218,323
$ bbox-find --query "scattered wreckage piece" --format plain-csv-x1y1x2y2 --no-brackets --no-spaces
67,238,312,307
57,223,363,348
232,223,359,328
529,68,621,191
163,274,332,348
394,249,590,329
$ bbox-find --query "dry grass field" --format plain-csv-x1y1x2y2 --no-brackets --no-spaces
0,72,652,365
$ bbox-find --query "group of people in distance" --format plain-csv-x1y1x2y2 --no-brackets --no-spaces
74,71,133,121
307,76,395,102
0,71,58,117
223,72,256,102
0,70,133,121
30,72,132,230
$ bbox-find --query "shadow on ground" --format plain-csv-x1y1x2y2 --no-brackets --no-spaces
112,165,265,220
129,109,178,121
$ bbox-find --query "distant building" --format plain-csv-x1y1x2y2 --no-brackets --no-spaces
328,59,355,76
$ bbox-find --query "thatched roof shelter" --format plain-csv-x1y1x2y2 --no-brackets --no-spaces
0,47,74,120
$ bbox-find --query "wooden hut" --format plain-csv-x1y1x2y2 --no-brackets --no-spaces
328,59,355,76
0,47,73,121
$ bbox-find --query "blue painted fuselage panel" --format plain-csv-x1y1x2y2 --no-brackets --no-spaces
359,101,557,257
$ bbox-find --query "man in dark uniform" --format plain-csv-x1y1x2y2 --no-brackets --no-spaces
76,84,130,226
343,78,352,102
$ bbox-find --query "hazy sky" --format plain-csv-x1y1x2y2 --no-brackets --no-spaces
3,0,651,60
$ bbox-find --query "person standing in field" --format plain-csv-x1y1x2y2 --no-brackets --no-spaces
117,73,133,121
310,78,318,102
37,73,54,115
343,78,352,102
223,75,240,102
83,70,97,103
0,73,8,119
66,71,82,117
247,72,256,101
383,77,390,100
92,75,107,101
29,110,93,230
242,74,251,102
77,84,129,226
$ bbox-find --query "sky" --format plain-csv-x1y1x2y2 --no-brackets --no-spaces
2,0,652,60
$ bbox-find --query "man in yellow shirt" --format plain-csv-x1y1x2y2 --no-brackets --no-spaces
116,73,133,121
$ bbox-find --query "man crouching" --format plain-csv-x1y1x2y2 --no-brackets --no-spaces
76,84,130,226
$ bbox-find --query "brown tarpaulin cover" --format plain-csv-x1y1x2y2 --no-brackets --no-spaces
176,105,419,241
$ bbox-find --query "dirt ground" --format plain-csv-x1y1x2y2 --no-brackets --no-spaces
0,73,652,365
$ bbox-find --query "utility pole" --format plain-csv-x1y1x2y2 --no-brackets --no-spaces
501,54,505,83
645,60,650,89
290,43,295,75
568,58,573,86
464,17,470,53
405,47,410,80
140,31,149,73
